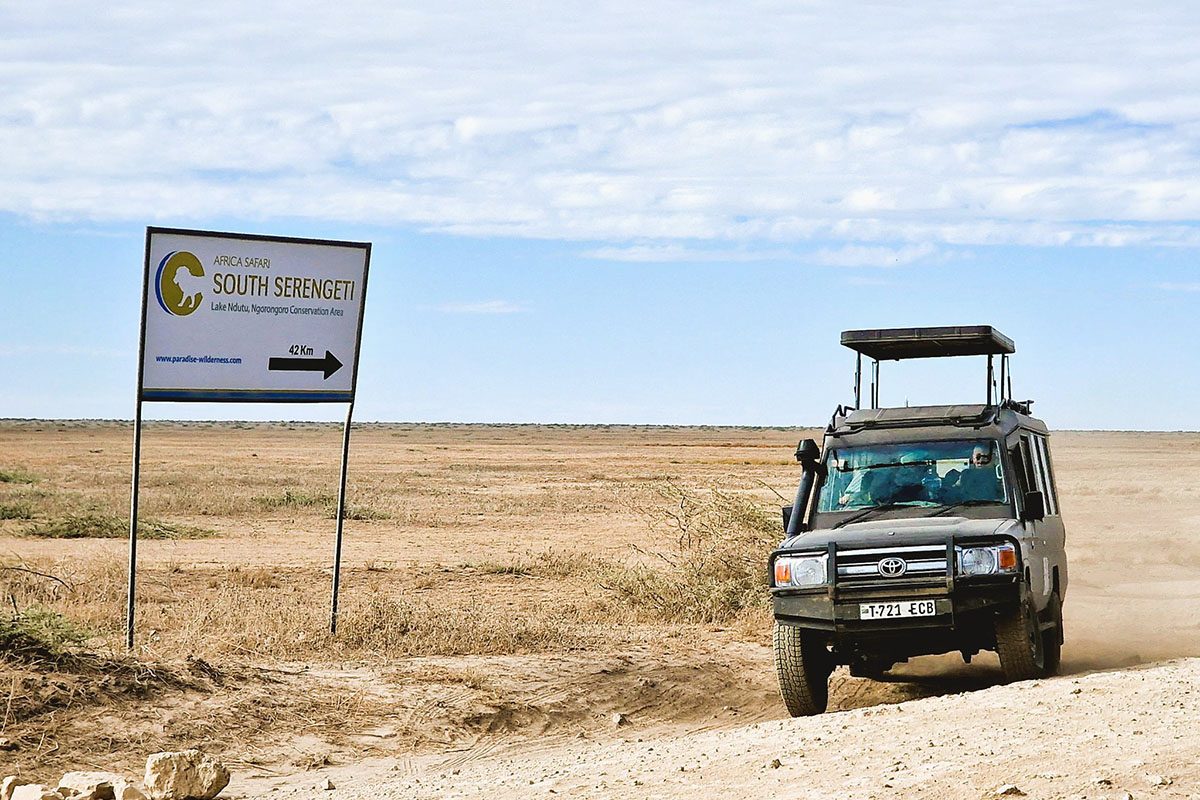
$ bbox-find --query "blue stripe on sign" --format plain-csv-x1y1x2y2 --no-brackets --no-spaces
141,388,353,403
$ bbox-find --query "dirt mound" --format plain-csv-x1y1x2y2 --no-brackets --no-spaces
0,642,207,729
278,658,1200,799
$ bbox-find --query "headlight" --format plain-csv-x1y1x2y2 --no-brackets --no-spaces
774,554,828,588
956,544,1018,576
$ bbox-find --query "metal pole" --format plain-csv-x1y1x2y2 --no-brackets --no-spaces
330,399,355,634
872,360,880,408
854,353,862,408
999,355,1007,404
987,354,994,406
126,400,143,651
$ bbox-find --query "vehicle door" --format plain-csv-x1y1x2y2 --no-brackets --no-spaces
1010,432,1065,602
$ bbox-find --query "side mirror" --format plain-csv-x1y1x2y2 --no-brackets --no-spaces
1021,490,1046,522
795,438,820,466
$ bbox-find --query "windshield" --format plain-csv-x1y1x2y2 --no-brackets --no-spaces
816,439,1008,513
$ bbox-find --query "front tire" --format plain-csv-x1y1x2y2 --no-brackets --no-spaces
773,622,831,716
995,590,1060,681
1042,592,1063,676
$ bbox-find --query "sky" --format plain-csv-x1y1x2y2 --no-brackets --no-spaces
2,2,1199,429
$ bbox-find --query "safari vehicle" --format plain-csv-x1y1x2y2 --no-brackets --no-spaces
770,326,1067,716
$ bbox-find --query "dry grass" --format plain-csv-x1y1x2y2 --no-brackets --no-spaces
0,556,602,661
22,513,214,540
1,482,781,663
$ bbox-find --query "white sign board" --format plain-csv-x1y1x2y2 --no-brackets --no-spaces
139,228,370,402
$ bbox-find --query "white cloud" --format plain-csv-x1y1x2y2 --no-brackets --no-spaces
812,243,938,268
582,244,790,262
3,2,1200,251
437,300,528,314
1156,282,1200,292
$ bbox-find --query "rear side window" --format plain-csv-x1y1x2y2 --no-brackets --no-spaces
1017,433,1059,517
1033,436,1059,515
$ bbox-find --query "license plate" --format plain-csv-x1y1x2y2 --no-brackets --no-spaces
859,600,936,620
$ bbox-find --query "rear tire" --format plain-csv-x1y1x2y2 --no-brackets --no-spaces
995,589,1057,681
773,622,831,716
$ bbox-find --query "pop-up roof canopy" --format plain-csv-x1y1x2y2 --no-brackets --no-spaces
841,325,1015,361
840,325,1018,410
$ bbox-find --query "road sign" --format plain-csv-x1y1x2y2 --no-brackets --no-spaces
139,228,370,402
128,226,372,651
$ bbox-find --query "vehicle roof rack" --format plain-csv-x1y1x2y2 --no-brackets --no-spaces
841,325,1020,411
841,326,1015,360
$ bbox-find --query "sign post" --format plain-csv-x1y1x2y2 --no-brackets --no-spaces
129,227,371,649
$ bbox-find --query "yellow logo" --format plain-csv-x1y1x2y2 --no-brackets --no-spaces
155,251,206,316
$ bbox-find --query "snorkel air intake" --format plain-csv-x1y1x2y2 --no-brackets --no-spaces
784,438,822,538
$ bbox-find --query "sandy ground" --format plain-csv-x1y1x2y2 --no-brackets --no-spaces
2,423,1200,796
276,657,1200,800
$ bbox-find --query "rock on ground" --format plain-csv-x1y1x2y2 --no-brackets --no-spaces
143,751,230,800
10,786,64,800
113,783,146,800
1,778,27,800
57,772,122,800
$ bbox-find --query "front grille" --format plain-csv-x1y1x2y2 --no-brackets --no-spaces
836,544,949,584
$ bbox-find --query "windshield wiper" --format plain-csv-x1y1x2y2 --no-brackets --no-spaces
837,459,936,473
929,498,1000,518
833,501,925,529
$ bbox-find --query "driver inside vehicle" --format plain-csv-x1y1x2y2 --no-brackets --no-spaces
941,443,1001,501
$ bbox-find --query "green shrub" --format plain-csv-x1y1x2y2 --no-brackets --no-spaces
0,606,91,656
0,501,34,520
0,467,38,484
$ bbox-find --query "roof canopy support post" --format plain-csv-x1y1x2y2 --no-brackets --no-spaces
987,354,994,406
999,355,1008,404
854,352,862,409
871,359,880,409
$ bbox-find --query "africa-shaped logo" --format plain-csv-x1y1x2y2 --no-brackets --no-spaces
155,251,206,316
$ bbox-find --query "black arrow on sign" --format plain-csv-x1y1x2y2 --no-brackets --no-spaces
268,350,344,380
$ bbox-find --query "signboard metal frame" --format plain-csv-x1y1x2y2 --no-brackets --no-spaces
127,227,371,649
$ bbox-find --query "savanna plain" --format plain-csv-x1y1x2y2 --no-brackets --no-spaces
2,422,1199,799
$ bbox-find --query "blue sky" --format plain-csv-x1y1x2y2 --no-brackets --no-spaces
2,3,1199,429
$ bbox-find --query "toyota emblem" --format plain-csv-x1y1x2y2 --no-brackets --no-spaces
878,557,908,577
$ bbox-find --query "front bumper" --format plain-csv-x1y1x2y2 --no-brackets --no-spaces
769,537,1023,639
772,576,1020,634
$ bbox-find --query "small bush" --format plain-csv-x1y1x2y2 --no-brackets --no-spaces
0,606,91,656
474,550,595,579
328,504,391,521
0,467,38,484
23,513,214,540
255,490,335,510
606,484,779,623
0,501,34,520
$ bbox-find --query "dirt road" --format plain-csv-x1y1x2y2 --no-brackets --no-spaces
271,658,1200,800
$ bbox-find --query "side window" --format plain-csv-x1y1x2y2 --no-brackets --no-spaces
1008,440,1030,496
1018,436,1038,495
1033,436,1059,516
